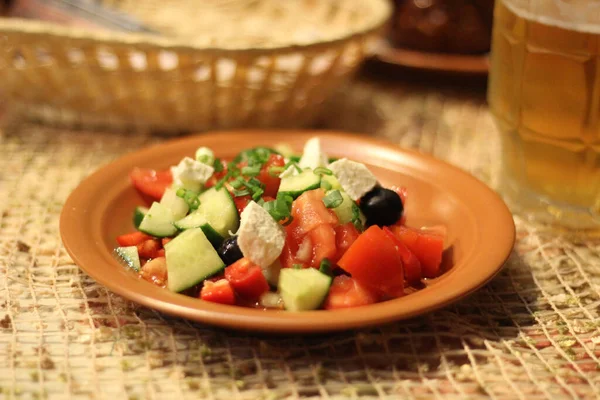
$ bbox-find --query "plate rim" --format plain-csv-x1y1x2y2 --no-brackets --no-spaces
371,39,490,75
60,130,515,333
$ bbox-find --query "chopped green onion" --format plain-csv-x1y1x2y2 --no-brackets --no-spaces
320,179,332,190
233,189,251,197
176,188,200,211
230,178,244,189
314,167,333,176
248,177,264,189
289,155,301,163
323,190,343,209
241,165,261,177
292,264,304,270
213,158,224,173
252,188,264,201
351,203,364,232
319,259,332,276
268,166,285,177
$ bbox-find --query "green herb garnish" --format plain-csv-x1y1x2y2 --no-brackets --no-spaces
292,264,304,270
313,167,333,176
241,165,261,177
262,192,294,223
176,188,200,211
322,190,343,209
213,158,224,173
351,202,364,232
233,189,251,197
268,166,285,177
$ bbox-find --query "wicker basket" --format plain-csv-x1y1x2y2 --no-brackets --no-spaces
0,0,391,133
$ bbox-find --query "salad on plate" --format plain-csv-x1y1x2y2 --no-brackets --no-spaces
114,137,447,311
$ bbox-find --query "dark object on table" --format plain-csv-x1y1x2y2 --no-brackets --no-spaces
391,0,494,54
2,0,158,33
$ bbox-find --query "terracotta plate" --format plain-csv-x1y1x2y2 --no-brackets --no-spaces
372,39,489,75
60,130,515,333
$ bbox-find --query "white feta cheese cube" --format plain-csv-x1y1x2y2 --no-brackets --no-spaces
328,158,377,201
298,137,328,170
171,156,214,188
237,201,285,268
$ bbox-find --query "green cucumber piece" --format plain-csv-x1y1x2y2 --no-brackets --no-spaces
138,202,178,238
330,191,365,225
278,169,321,198
115,246,141,272
160,187,189,220
262,259,282,288
278,268,332,311
320,174,342,190
132,206,149,229
174,187,239,238
165,228,225,293
200,223,224,248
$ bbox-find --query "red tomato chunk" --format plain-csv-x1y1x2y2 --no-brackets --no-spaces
390,225,444,279
337,225,404,298
323,275,379,310
200,279,236,305
224,258,269,300
129,168,173,201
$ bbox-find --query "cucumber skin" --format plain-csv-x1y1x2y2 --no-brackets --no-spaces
132,207,149,229
278,170,321,199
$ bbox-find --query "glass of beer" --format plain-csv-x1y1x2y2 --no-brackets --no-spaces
488,0,600,231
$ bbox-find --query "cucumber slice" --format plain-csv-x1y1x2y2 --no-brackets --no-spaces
166,228,225,293
174,187,239,238
114,246,141,272
160,188,189,220
132,206,149,229
278,268,332,311
138,202,178,238
320,174,342,190
278,169,321,198
330,191,365,225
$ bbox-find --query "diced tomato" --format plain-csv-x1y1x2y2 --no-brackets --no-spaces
224,258,269,299
140,256,167,286
129,168,173,201
161,237,172,247
156,249,165,258
200,279,236,305
383,227,421,286
337,225,404,297
323,275,380,310
280,218,303,269
292,189,338,234
308,224,336,268
333,223,360,262
257,154,285,198
117,231,152,247
390,225,444,279
233,195,252,215
137,239,162,259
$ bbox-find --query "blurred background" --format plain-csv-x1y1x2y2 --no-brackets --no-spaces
0,0,492,134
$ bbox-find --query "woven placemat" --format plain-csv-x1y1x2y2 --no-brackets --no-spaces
1,71,599,399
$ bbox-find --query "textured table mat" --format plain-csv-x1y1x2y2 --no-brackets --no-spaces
1,69,600,399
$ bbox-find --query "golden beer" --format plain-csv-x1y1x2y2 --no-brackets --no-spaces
488,0,600,228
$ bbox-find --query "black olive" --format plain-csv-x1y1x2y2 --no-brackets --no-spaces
359,186,403,227
218,236,243,265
